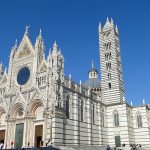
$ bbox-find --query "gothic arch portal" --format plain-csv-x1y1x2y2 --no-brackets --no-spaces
10,102,25,119
27,99,44,120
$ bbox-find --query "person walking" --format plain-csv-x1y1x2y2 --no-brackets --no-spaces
106,145,111,150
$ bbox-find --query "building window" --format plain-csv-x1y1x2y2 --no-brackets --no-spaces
52,59,54,67
106,62,111,70
66,96,69,118
137,112,143,128
108,73,111,80
104,42,111,50
108,83,111,89
114,110,119,127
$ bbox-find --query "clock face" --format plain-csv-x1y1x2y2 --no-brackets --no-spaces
17,67,30,85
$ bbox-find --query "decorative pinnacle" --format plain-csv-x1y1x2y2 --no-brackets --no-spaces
143,99,145,105
106,17,110,23
53,40,58,51
115,25,118,33
98,22,101,29
69,74,71,80
54,40,57,46
80,80,82,85
131,101,133,106
14,39,17,48
111,18,114,25
25,25,30,34
39,29,42,37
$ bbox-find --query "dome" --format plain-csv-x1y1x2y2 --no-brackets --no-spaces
83,78,101,89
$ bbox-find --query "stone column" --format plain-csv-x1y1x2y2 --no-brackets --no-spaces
42,113,48,146
22,119,27,147
6,121,15,149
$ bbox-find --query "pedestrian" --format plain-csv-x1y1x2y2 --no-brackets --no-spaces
4,144,7,150
0,143,2,150
0,143,4,150
11,141,13,149
106,145,111,150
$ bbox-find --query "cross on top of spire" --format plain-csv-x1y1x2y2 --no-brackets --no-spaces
92,60,94,68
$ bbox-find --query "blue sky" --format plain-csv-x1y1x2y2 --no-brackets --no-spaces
0,0,150,105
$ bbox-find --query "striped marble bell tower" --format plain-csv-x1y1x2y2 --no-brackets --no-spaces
98,18,124,104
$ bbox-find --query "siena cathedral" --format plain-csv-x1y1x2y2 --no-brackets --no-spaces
0,18,150,150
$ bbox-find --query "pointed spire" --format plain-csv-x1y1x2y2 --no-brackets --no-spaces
111,18,114,24
131,101,133,106
98,22,101,30
54,40,57,47
80,80,82,85
103,17,111,29
143,99,145,105
115,25,119,33
39,29,42,37
36,29,43,41
106,17,109,23
52,40,58,52
14,39,17,48
69,74,71,80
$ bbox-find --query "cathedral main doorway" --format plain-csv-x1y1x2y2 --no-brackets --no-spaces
34,125,43,147
0,130,5,144
115,136,121,147
14,123,24,148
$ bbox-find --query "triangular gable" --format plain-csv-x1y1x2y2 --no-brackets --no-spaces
15,33,34,58
30,87,46,103
38,60,47,72
11,91,26,106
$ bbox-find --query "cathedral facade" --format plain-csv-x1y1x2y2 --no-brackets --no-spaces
0,18,150,149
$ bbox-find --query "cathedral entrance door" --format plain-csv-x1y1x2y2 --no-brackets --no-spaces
14,123,24,148
0,130,5,144
115,136,121,147
34,125,43,147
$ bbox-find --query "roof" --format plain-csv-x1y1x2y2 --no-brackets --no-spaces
83,78,101,89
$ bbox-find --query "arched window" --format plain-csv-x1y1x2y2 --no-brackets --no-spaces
137,112,143,128
108,83,111,89
113,110,119,127
66,95,69,118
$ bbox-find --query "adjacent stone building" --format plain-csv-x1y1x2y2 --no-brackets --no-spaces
0,18,150,149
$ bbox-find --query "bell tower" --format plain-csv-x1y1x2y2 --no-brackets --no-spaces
98,18,124,104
